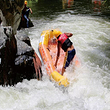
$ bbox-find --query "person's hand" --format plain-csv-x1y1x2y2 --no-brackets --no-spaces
64,33,73,37
69,33,73,36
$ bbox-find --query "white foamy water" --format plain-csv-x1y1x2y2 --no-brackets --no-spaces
0,13,110,110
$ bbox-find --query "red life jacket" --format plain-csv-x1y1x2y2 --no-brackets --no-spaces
57,33,68,45
57,33,72,52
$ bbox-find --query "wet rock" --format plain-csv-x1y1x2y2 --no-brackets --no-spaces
0,33,42,85
14,39,35,84
15,36,42,83
16,35,42,80
0,0,24,34
18,18,34,30
0,0,42,85
0,27,17,85
16,34,31,46
0,17,1,24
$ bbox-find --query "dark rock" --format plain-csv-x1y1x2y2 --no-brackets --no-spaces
0,17,1,24
0,34,42,85
0,0,42,85
16,39,34,56
18,17,34,30
0,27,17,85
14,37,42,83
16,34,31,46
0,0,24,34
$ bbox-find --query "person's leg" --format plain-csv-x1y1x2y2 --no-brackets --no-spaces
63,49,76,75
24,15,29,28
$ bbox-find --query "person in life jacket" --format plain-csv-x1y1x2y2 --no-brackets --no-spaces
22,0,32,28
55,33,76,75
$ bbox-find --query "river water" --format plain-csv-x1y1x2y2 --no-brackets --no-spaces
0,0,110,110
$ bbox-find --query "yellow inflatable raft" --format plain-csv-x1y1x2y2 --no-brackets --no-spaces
39,29,69,87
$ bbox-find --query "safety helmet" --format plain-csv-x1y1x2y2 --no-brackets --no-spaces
24,0,27,5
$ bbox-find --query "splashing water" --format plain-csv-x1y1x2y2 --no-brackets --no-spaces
0,13,110,110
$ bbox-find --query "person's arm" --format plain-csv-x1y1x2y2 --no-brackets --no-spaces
55,42,61,67
29,8,32,14
64,33,73,37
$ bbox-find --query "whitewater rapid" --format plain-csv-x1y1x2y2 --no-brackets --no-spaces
0,13,110,110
